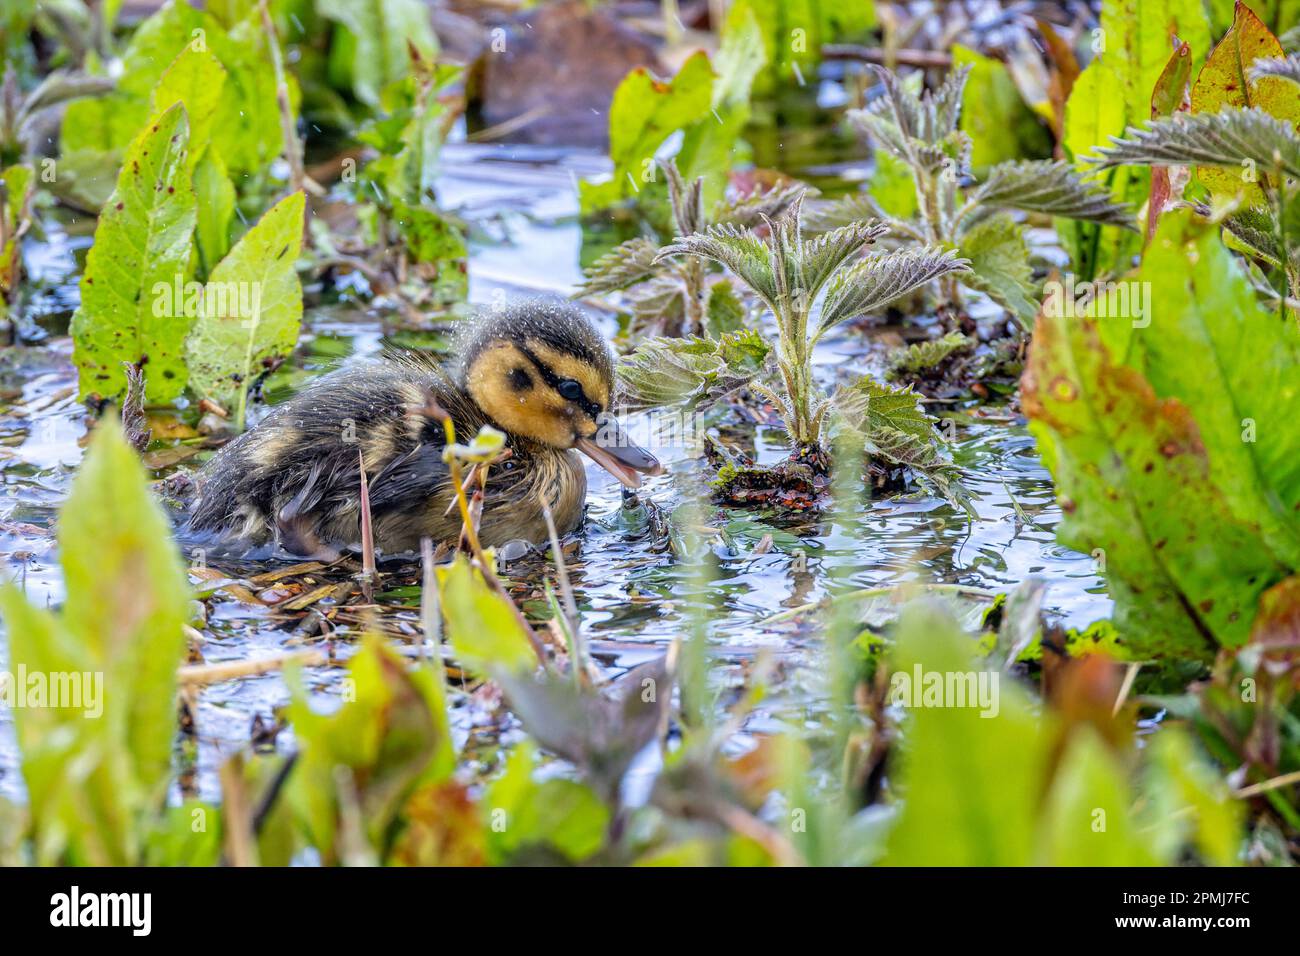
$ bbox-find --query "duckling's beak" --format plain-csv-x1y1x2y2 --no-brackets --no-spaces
574,418,664,489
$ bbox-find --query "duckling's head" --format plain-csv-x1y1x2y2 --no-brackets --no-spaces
459,300,664,488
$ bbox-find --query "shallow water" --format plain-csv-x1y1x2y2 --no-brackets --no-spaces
0,137,1110,803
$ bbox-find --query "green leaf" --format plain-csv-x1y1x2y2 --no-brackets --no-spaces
183,190,304,425
1036,729,1156,865
833,377,932,441
286,635,452,862
868,150,919,220
1090,108,1300,180
392,199,468,304
619,330,769,409
973,160,1135,226
149,45,227,171
952,45,1051,170
957,212,1039,326
0,415,190,864
817,247,968,333
886,330,974,379
317,0,438,107
1023,277,1290,657
580,52,716,213
1060,0,1209,278
70,104,197,402
1140,729,1241,866
1191,0,1300,201
207,15,300,182
1119,212,1300,568
482,743,610,864
436,555,536,674
193,149,235,277
575,237,661,296
883,603,1044,865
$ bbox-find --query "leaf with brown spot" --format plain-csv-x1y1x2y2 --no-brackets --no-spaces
1191,1,1300,200
1023,299,1287,657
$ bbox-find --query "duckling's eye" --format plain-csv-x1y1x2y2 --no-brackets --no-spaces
557,379,584,401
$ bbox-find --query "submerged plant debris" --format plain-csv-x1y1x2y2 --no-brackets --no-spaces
0,0,1297,881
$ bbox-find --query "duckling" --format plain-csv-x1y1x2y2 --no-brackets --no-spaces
186,300,663,558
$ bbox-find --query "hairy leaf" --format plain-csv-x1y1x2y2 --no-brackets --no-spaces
833,377,932,441
575,237,662,296
619,330,769,409
713,180,808,229
70,104,196,402
887,330,975,379
1090,108,1300,180
818,247,968,333
972,159,1135,226
657,222,779,306
957,213,1039,326
1251,53,1300,85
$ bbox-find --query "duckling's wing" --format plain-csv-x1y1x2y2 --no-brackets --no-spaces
366,442,451,514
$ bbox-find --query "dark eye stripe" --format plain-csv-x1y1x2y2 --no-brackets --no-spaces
516,343,603,418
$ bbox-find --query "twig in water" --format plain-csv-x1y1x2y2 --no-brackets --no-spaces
177,650,327,686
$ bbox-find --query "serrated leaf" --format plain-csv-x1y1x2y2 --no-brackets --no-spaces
833,377,932,441
973,160,1135,226
619,330,769,409
817,247,968,334
576,237,662,296
886,330,975,379
713,181,807,228
183,190,304,425
799,218,890,299
1250,53,1300,85
1090,108,1300,180
658,222,779,305
70,104,196,402
1191,0,1300,200
957,213,1039,326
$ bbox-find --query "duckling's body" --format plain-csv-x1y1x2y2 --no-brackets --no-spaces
187,302,661,558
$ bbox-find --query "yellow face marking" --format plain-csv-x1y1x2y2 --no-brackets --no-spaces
523,340,611,410
466,341,576,447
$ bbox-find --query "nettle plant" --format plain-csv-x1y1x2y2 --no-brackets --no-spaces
614,191,971,504
576,159,802,337
813,66,1135,327
655,195,967,451
1092,37,1300,305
